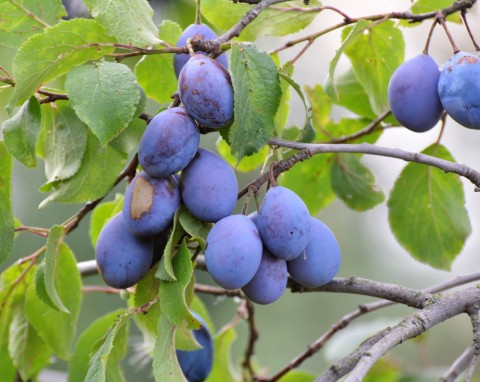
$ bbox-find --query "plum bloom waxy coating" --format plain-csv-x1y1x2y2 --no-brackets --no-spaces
388,54,443,133
257,186,311,261
288,217,341,288
178,54,234,128
95,213,153,289
180,148,238,223
205,214,263,290
138,107,200,178
438,51,480,129
122,171,180,237
174,23,228,78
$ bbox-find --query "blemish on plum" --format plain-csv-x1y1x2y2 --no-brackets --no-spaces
458,56,479,65
130,176,154,220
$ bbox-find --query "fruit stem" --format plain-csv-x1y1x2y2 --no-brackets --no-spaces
435,112,448,145
195,0,202,24
437,12,460,53
186,37,196,56
461,11,480,51
268,162,278,187
423,17,438,55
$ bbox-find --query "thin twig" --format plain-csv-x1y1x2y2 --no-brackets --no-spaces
461,11,480,51
465,306,480,381
194,283,243,298
440,346,475,382
242,299,259,380
82,286,122,294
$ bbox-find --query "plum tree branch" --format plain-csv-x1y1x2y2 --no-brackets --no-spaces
440,346,475,382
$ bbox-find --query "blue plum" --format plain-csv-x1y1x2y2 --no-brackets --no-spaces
287,218,341,288
96,213,153,289
138,107,200,178
438,51,480,129
205,214,263,290
176,313,213,382
257,186,311,261
242,249,288,305
180,148,238,223
178,54,234,128
122,171,181,237
174,23,228,78
388,54,443,132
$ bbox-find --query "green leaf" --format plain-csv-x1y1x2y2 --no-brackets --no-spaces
407,0,461,24
278,68,309,131
178,206,212,250
65,62,140,145
42,225,69,312
156,208,185,281
304,85,332,140
274,59,293,135
0,261,35,306
25,243,82,359
324,69,376,119
0,0,66,48
109,117,147,155
11,19,116,106
84,0,160,46
228,43,281,160
89,194,124,248
39,102,88,184
0,142,14,264
0,298,16,382
343,20,405,114
326,20,370,98
68,309,125,382
34,263,57,310
8,309,51,381
85,312,131,382
331,154,385,211
279,154,336,215
205,327,239,382
388,144,471,269
278,370,316,382
159,240,199,330
2,97,41,168
216,137,269,173
39,132,127,208
152,315,188,382
135,20,182,104
201,0,320,41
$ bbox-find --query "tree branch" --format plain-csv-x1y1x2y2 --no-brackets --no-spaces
440,346,475,382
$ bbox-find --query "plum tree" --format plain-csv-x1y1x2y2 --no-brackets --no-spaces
176,313,214,382
178,54,234,128
174,23,228,78
388,54,444,132
257,186,311,261
138,107,200,178
122,171,181,237
438,51,480,129
287,218,341,288
204,214,263,290
180,148,238,222
95,213,153,289
242,249,288,305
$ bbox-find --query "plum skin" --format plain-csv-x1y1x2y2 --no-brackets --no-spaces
205,214,263,290
242,249,288,305
287,218,341,288
138,107,200,178
122,171,181,237
176,313,214,382
388,54,443,133
174,23,228,78
438,51,480,129
178,54,234,129
180,148,238,223
95,213,153,289
257,186,311,261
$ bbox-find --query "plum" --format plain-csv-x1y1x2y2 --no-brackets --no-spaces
122,171,181,237
178,54,234,128
176,313,213,382
205,214,263,290
288,218,341,288
174,23,228,78
388,54,443,132
180,148,237,223
438,51,480,129
138,107,200,178
257,186,311,261
95,213,153,289
242,249,288,305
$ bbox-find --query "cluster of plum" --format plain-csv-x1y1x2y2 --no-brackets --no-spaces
388,50,480,132
205,185,341,305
